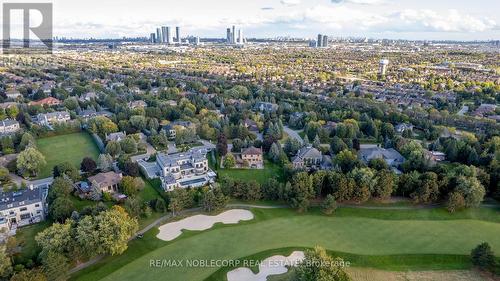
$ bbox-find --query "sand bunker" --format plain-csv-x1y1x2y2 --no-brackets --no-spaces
156,209,254,241
227,251,305,281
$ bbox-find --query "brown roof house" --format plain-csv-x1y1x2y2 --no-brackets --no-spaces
88,172,123,194
29,97,61,107
241,146,264,169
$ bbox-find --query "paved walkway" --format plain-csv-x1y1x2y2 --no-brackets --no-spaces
130,142,157,162
457,105,469,116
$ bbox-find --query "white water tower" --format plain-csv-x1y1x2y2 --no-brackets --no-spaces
379,59,389,76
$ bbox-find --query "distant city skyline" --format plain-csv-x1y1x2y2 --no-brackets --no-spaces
15,0,500,40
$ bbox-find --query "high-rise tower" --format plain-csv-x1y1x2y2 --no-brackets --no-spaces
175,26,181,43
166,26,173,44
317,34,323,47
161,26,167,43
231,25,236,44
156,28,162,44
238,29,243,44
226,28,231,43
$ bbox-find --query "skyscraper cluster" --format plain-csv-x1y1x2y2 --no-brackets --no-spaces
226,25,245,45
150,26,182,44
315,34,329,48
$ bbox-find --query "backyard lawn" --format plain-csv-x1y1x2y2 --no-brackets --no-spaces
13,221,51,264
36,132,100,178
71,206,500,281
212,157,284,185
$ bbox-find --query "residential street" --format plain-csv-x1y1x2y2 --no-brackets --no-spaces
283,126,304,144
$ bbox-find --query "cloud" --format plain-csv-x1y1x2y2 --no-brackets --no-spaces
280,0,301,6
300,5,386,29
390,9,497,32
52,1,498,39
331,0,385,5
263,5,497,34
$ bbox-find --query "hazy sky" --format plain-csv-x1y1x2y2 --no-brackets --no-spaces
5,0,500,40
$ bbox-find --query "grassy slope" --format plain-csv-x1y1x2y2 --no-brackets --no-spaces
36,132,100,178
71,206,500,281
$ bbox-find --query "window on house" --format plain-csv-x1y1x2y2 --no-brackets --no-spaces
20,213,30,220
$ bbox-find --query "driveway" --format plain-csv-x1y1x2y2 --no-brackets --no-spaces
131,141,158,162
457,105,469,116
283,126,303,144
199,139,216,151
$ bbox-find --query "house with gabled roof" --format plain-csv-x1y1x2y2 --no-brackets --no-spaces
292,145,323,170
0,119,20,135
88,171,123,194
358,144,405,168
241,146,263,168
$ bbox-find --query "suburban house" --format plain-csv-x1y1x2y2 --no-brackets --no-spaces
255,102,278,113
358,144,406,169
289,112,305,125
292,145,323,170
425,150,446,162
36,111,71,126
88,171,123,194
79,92,98,102
139,148,216,191
0,119,20,135
106,131,126,142
29,97,61,107
0,187,47,232
322,121,338,132
40,82,56,94
0,102,18,110
164,100,178,107
243,118,259,132
473,104,497,117
395,123,414,133
5,90,22,100
78,109,113,121
240,146,264,168
161,121,195,140
128,100,147,109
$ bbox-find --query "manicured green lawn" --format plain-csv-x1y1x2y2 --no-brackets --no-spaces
71,206,500,281
13,221,51,264
138,180,162,203
214,159,284,185
36,132,100,179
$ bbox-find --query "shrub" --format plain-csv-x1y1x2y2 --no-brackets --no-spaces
321,194,338,215
471,242,496,270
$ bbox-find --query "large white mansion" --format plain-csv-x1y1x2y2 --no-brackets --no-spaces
139,148,216,191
